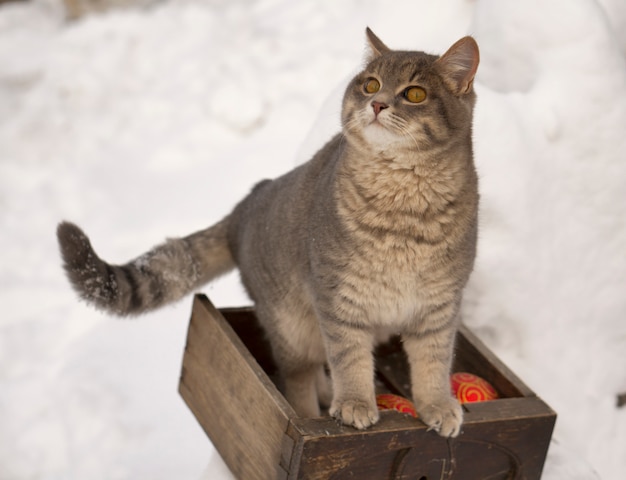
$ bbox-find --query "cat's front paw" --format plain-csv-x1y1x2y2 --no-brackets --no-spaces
416,396,463,438
330,398,379,430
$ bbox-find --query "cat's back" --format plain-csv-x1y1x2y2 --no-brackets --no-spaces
234,132,343,221
227,133,344,275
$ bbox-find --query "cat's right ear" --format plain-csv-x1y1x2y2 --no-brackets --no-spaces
435,36,480,95
365,27,391,61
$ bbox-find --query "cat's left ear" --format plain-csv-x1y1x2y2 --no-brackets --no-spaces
365,27,391,61
435,36,480,95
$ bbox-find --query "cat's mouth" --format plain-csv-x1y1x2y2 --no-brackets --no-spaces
367,114,397,135
368,116,389,130
362,119,401,148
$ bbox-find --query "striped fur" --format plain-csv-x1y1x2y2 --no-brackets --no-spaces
57,29,479,437
57,218,234,315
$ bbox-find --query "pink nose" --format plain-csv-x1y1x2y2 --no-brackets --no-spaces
372,101,389,116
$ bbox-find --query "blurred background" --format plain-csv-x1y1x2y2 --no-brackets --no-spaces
1,0,625,478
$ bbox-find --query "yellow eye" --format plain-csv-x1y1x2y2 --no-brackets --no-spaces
364,78,381,94
404,86,427,103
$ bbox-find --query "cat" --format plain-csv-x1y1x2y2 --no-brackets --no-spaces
57,28,480,438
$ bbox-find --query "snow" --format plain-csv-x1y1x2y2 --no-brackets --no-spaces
1,0,624,478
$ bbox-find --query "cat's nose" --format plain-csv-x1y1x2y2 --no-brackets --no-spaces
372,101,389,116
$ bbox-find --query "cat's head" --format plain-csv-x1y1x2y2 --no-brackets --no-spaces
342,28,479,159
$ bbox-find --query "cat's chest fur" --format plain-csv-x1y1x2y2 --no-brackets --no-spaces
310,152,471,330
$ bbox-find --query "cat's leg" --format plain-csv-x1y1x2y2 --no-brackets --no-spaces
321,321,379,429
255,305,327,418
403,305,463,437
282,364,333,416
282,366,322,417
316,365,333,408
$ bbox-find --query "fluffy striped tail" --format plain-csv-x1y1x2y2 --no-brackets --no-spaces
56,218,235,316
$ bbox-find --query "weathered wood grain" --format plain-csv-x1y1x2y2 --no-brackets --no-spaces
179,295,295,480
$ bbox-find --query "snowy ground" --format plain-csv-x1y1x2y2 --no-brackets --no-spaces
1,0,625,478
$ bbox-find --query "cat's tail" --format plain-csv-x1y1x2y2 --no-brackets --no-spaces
56,218,235,316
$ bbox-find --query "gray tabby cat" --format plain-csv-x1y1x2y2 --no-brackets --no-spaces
57,28,479,437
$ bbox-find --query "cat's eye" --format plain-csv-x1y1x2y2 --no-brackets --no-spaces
364,78,381,94
404,86,427,103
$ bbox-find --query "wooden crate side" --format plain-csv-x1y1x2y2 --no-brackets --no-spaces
219,308,280,379
462,397,556,479
290,414,474,480
179,295,296,480
287,398,555,480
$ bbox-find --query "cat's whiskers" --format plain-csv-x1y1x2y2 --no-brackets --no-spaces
343,116,363,134
401,127,421,153
343,109,371,136
343,111,379,151
340,117,361,150
385,114,421,153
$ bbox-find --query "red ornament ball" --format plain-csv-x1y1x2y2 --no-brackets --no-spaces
376,394,417,417
450,372,498,403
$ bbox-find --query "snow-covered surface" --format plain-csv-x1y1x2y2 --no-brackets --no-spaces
1,0,624,478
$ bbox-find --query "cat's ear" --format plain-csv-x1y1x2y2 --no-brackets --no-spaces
365,27,391,61
435,36,480,95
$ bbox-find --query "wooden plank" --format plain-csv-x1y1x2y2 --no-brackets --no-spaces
220,308,280,379
286,397,553,439
179,295,296,480
460,397,556,480
462,396,555,423
287,397,555,480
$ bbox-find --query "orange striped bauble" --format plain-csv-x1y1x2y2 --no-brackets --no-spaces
376,394,418,417
450,372,498,403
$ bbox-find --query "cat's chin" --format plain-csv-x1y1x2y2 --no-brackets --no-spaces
360,124,410,154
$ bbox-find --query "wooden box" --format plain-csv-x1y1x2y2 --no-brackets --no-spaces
179,294,556,480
